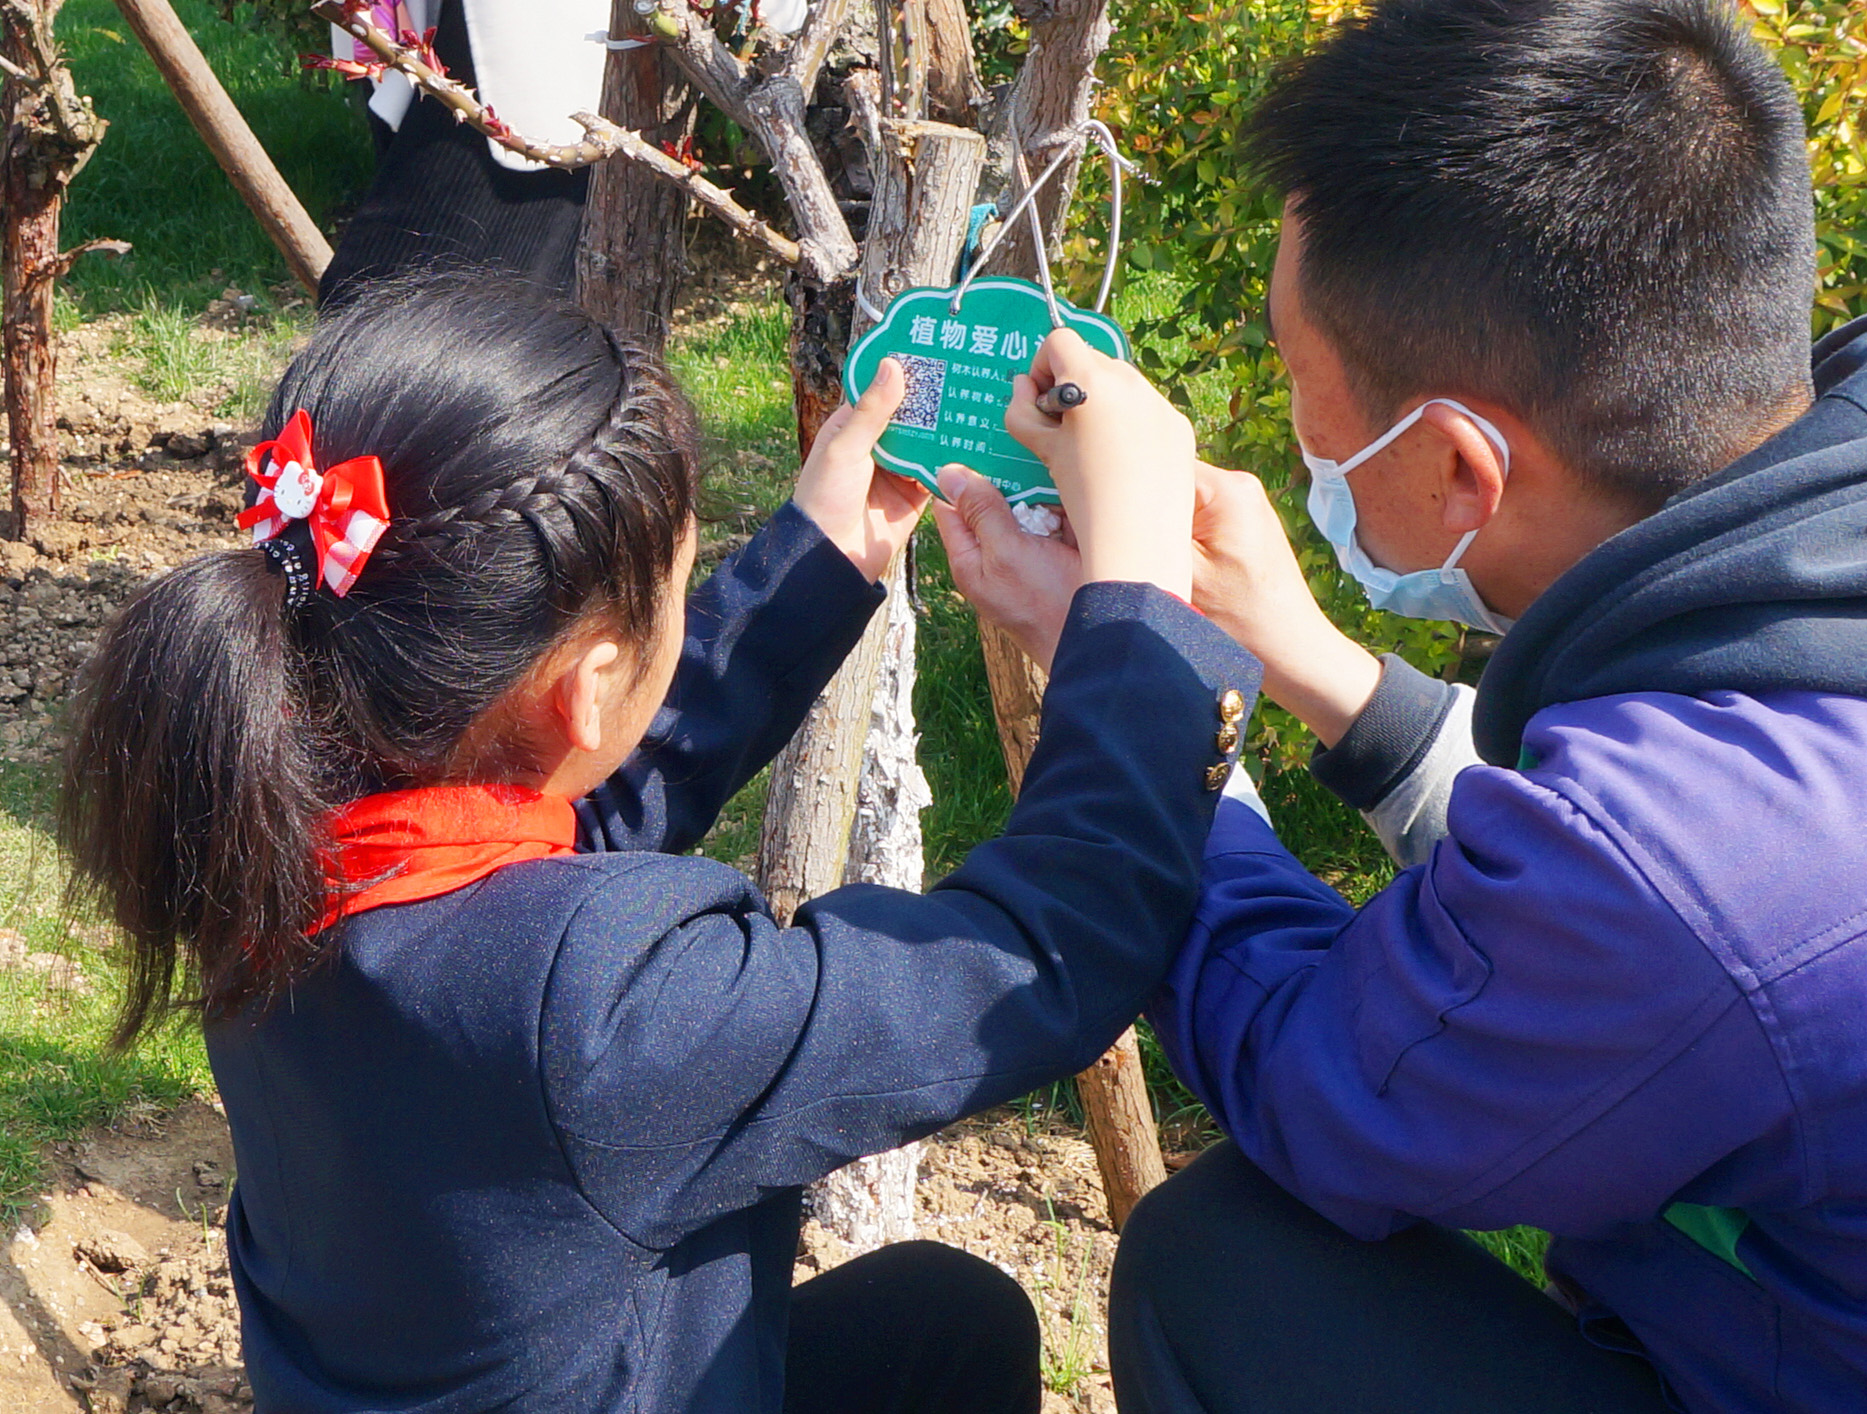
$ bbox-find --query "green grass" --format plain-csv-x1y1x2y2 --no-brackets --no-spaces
1036,1201,1101,1397
60,0,373,316
0,763,215,1228
118,296,314,419
666,298,800,523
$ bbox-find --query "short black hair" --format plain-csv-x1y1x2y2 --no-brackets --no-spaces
1247,0,1815,506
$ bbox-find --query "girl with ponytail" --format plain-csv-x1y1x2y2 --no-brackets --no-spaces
59,272,1256,1414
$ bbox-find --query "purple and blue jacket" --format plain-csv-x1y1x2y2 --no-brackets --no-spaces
1158,316,1867,1414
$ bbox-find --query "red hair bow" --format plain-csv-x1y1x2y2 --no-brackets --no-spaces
237,409,391,598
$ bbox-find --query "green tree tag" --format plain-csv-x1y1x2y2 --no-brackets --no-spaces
843,278,1133,505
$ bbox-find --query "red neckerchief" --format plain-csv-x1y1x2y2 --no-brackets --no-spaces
318,783,578,932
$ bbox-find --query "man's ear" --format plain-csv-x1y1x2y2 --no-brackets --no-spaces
1419,402,1508,536
552,639,624,755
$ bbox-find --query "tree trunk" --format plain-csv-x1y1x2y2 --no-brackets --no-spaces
806,567,933,1252
765,119,986,1252
987,0,1113,278
843,557,933,894
977,618,1047,791
922,0,984,126
1079,1027,1166,1229
2,123,60,541
978,624,1168,1230
575,1,697,350
757,118,985,925
975,0,1169,1231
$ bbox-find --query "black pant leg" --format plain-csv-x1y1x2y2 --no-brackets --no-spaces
319,0,590,308
785,1240,1042,1414
1109,1143,1674,1414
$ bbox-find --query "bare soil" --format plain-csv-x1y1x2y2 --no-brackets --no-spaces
1,1100,242,1414
0,310,256,765
4,302,1124,1410
2,1104,1118,1413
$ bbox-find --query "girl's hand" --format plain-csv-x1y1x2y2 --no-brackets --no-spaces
792,358,931,583
931,466,1083,673
1004,330,1196,601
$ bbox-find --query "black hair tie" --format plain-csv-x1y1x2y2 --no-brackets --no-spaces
261,535,314,612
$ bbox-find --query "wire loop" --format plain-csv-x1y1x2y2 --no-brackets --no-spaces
950,120,1137,325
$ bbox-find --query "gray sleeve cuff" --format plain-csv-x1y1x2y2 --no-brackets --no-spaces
1361,685,1478,868
1310,655,1463,811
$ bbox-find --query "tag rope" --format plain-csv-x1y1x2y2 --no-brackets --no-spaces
951,119,1137,325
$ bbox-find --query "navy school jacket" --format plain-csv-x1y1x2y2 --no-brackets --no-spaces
205,503,1260,1413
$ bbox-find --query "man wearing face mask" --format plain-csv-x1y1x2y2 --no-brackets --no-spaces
934,1,1867,1410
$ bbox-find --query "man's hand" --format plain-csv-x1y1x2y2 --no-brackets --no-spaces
792,358,931,583
931,467,1083,673
1004,330,1196,601
1193,462,1381,748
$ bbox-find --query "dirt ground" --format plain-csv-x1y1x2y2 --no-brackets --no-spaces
1,1105,1121,1413
0,302,261,764
1,301,1128,1410
1,1100,242,1414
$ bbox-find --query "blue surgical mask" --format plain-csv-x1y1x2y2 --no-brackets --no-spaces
1300,398,1516,635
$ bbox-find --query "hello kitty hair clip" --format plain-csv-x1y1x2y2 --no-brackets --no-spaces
238,410,391,606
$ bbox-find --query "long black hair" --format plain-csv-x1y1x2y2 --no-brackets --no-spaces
59,273,700,1048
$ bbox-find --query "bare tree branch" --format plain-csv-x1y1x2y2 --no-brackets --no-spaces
777,0,855,97
321,0,857,282
653,2,860,281
29,236,129,289
312,1,628,168
312,0,804,270
741,73,859,280
2,0,107,179
652,1,755,127
922,0,983,124
842,65,885,171
601,124,803,268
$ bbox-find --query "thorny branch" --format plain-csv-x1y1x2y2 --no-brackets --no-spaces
310,0,626,166
307,0,804,270
649,0,860,280
593,127,802,267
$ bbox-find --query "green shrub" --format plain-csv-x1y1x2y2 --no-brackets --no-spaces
1085,0,1866,771
1744,1,1867,336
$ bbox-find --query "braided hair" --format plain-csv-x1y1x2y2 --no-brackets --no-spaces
60,272,701,1047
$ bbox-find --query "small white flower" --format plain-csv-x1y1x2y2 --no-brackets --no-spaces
1011,502,1063,538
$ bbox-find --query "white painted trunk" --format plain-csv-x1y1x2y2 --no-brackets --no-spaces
806,563,929,1253
843,558,931,895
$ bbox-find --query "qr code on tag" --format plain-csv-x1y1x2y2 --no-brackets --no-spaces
891,354,947,431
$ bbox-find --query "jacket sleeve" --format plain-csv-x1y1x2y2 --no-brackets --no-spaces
1308,654,1481,868
541,583,1263,1249
575,501,883,856
1152,757,1793,1244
